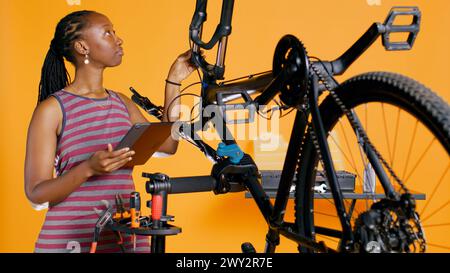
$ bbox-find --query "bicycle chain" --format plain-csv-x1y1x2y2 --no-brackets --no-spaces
308,61,409,194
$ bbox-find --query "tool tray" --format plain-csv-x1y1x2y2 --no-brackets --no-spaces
108,217,181,236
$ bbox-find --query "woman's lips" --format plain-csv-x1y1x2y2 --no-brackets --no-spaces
117,48,124,56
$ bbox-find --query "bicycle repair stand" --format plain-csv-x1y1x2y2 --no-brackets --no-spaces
103,173,182,253
90,143,257,253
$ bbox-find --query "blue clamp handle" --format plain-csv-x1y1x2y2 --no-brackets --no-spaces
217,142,244,164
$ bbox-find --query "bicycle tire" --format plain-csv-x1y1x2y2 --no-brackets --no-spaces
294,71,450,252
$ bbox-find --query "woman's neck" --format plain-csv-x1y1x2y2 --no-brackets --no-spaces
66,65,106,96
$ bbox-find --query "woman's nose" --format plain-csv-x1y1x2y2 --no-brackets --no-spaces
116,36,123,46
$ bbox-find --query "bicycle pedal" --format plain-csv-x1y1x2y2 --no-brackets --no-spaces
381,6,421,51
241,242,256,253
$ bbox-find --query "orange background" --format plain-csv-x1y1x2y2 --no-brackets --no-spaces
0,0,449,252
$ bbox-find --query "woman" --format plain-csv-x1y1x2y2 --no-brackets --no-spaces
24,10,196,253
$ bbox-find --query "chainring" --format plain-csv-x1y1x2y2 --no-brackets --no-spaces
272,35,309,107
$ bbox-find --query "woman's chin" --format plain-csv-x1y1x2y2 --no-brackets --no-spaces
110,58,123,67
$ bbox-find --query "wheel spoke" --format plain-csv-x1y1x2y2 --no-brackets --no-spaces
391,107,401,169
328,134,362,216
315,211,338,218
364,104,368,136
426,243,450,251
402,119,419,181
339,111,369,208
381,103,393,164
422,223,450,228
404,138,436,182
353,126,372,211
419,163,450,217
317,234,340,244
337,120,359,177
315,191,359,222
421,199,450,223
329,132,363,185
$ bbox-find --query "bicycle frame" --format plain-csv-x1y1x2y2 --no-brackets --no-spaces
132,1,422,252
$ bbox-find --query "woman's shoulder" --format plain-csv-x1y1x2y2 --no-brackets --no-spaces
107,89,148,124
108,89,129,101
37,95,60,111
108,89,135,108
32,94,63,126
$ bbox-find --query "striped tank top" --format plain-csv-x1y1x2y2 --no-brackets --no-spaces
34,89,150,253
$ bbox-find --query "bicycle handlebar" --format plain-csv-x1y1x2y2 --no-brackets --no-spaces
164,175,217,194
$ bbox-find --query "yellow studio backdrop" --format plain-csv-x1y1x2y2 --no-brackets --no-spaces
0,0,449,253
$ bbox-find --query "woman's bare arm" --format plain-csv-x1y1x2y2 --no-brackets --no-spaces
24,97,88,205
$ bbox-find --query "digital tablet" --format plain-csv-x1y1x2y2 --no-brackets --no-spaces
115,122,174,167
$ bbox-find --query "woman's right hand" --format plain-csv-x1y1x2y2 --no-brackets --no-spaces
86,144,135,176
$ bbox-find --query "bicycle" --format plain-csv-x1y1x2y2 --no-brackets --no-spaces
128,0,450,253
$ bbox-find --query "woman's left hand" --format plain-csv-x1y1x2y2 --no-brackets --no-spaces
166,49,198,84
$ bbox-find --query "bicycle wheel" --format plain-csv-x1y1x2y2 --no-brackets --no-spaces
294,72,450,252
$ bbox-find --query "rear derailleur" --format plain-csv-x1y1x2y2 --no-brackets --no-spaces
353,193,426,253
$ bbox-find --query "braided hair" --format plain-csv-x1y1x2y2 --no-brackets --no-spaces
38,10,97,104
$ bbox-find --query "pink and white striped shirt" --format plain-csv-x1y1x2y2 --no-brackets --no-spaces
34,89,150,253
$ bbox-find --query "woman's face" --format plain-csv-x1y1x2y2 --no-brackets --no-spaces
79,13,124,67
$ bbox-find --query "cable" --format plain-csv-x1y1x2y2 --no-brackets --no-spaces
166,93,201,123
180,82,201,94
280,108,295,118
190,101,201,122
256,104,277,120
218,70,272,86
177,128,200,148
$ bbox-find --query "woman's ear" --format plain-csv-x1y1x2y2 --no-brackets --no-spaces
73,40,89,55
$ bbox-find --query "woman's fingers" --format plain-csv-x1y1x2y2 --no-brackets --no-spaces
108,147,130,158
106,156,133,172
100,150,134,170
107,150,134,164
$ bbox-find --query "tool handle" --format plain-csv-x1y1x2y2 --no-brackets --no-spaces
130,192,141,211
89,242,97,253
130,192,141,228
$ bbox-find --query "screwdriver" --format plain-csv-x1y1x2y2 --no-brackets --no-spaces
130,191,141,252
114,194,130,220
